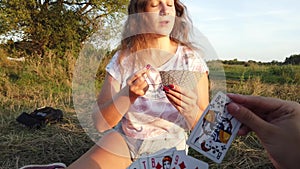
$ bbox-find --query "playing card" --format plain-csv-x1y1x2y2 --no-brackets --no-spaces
139,157,150,169
170,151,209,169
159,70,203,90
127,160,141,169
148,148,176,169
187,91,241,163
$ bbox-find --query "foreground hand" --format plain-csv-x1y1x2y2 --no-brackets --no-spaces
226,94,300,169
164,84,200,129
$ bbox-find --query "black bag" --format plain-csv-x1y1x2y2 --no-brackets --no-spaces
16,107,63,128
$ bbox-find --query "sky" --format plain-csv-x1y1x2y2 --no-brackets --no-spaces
182,0,300,62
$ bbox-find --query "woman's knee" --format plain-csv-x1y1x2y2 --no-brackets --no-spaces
68,131,131,169
96,130,131,159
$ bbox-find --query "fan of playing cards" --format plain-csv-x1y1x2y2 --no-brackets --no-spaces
159,70,203,90
127,148,209,169
127,92,242,169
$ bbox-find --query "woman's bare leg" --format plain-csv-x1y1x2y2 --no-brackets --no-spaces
67,131,132,169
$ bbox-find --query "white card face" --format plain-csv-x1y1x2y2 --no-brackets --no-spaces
139,157,149,169
148,148,176,169
187,91,241,163
127,160,141,169
170,151,209,169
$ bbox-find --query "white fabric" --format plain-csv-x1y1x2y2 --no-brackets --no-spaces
106,45,209,140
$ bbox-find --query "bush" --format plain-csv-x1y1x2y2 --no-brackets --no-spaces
268,65,296,84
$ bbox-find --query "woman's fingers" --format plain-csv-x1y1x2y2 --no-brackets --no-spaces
126,66,151,99
164,84,196,101
127,68,149,86
164,84,197,112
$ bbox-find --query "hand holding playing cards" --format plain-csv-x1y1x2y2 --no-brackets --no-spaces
227,94,300,169
126,65,151,103
163,84,200,129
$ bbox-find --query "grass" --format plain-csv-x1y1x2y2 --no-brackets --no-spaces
0,52,299,169
0,111,92,167
222,63,300,85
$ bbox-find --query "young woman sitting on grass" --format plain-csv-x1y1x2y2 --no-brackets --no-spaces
20,0,210,168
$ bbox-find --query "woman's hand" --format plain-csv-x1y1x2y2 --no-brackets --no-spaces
163,84,200,129
126,66,151,103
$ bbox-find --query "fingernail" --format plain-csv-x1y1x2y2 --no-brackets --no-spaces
168,84,175,89
229,102,240,112
163,86,170,92
146,64,151,69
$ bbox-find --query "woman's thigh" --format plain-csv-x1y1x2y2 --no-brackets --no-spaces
67,130,132,169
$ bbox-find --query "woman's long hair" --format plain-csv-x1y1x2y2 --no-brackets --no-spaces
116,0,198,78
120,0,195,55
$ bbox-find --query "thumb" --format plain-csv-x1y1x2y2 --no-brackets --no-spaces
227,102,271,136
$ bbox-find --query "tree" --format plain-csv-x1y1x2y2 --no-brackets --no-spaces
284,54,300,65
0,0,129,57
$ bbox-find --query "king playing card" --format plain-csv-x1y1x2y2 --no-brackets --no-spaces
187,91,241,163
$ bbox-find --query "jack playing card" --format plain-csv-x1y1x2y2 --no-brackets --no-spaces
187,91,241,163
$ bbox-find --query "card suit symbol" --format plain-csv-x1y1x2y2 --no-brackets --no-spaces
156,163,162,169
210,104,215,109
211,146,220,154
221,145,227,151
179,162,186,169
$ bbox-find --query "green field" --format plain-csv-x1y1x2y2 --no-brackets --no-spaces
0,54,299,169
